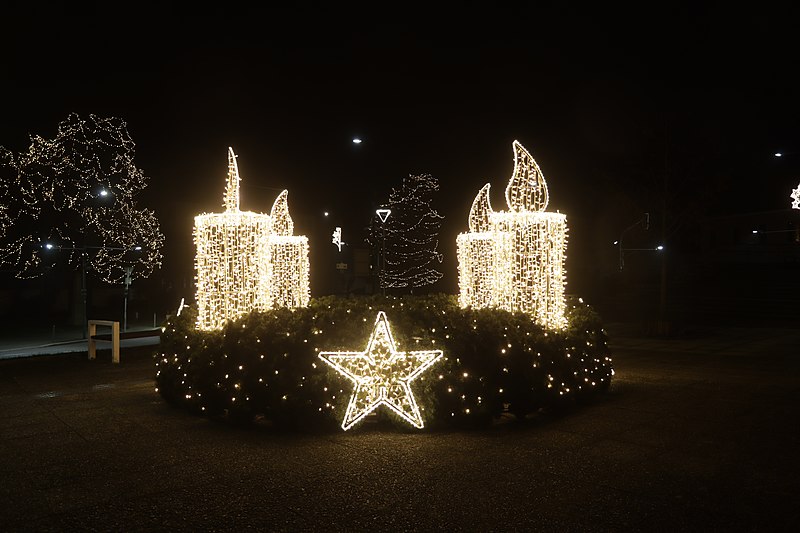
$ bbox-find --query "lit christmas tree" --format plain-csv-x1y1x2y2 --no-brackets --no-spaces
0,113,164,283
367,174,444,290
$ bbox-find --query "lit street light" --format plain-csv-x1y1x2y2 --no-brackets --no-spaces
43,242,142,338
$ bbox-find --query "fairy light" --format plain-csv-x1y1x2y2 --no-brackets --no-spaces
367,174,444,289
791,183,800,209
456,140,568,329
194,147,309,330
0,112,164,283
318,311,442,430
332,226,344,252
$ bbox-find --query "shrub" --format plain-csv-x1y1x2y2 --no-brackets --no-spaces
155,294,613,431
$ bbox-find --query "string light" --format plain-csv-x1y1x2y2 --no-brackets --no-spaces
457,140,568,329
193,147,309,330
0,112,164,283
332,226,344,252
318,311,443,430
367,174,444,289
791,183,800,210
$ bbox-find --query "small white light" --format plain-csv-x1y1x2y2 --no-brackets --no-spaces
656,245,664,251
99,188,109,197
134,245,142,251
775,152,782,157
376,209,391,223
352,138,362,144
45,243,54,250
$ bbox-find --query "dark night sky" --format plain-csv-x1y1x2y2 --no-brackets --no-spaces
3,1,800,298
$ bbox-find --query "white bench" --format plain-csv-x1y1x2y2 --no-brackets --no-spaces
88,320,120,364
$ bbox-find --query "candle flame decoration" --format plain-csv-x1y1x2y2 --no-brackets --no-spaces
457,140,568,329
194,147,309,330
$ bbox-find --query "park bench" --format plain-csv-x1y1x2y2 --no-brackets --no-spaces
88,319,161,363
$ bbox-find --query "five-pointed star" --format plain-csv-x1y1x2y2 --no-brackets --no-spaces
318,311,443,430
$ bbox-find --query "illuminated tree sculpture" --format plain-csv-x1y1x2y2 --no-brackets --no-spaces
791,183,800,210
193,147,309,330
367,174,444,290
0,113,164,283
456,140,568,329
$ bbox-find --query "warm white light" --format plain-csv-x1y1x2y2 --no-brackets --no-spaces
193,147,309,330
775,153,783,157
376,208,391,223
332,227,344,252
656,245,664,251
353,138,362,144
319,311,442,430
0,113,163,283
457,140,568,329
791,183,800,209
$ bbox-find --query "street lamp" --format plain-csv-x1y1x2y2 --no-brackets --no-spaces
42,242,141,338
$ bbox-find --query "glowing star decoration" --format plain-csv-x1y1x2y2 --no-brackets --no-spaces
319,311,442,430
457,140,568,329
332,226,344,252
791,183,800,210
193,147,309,330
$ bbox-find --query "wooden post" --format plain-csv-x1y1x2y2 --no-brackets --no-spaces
112,320,120,364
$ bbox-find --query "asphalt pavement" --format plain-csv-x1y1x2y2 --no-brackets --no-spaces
1,322,798,531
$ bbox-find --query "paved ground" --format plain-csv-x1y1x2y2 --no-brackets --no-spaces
1,323,798,531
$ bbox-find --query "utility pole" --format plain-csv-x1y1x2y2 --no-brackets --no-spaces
659,113,669,336
124,266,133,331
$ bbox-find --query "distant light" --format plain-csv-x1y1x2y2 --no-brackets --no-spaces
99,188,109,197
45,243,54,250
352,138,362,144
376,208,391,223
134,246,142,251
752,230,759,234
324,211,329,217
613,240,619,245
775,152,782,157
656,245,664,251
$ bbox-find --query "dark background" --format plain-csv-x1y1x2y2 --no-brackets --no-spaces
2,1,799,330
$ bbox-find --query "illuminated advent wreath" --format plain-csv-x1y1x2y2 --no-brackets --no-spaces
193,147,309,330
456,140,568,329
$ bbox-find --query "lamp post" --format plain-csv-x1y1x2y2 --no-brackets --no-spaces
43,243,141,339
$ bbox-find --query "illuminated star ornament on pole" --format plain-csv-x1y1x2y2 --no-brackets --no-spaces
318,311,443,430
791,183,800,210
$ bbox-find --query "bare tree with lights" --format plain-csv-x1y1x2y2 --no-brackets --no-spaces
0,112,164,284
367,173,444,291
